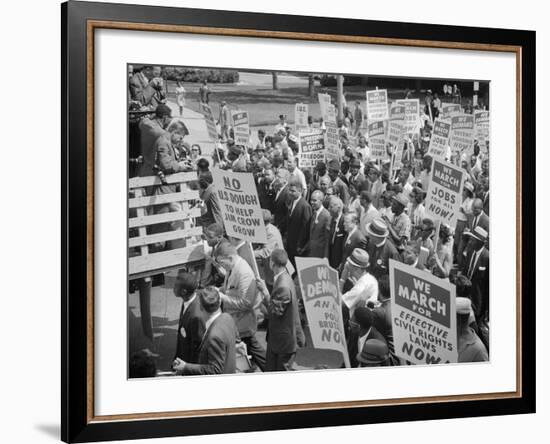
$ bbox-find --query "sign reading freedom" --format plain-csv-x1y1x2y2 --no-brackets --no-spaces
296,257,350,368
212,169,267,243
425,159,465,229
299,131,325,168
389,260,457,365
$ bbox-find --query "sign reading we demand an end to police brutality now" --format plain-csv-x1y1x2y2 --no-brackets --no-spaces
212,169,267,244
425,159,465,229
389,260,458,365
295,257,351,368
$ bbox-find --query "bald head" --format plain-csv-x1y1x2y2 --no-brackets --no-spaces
310,190,324,210
472,198,483,216
328,196,343,217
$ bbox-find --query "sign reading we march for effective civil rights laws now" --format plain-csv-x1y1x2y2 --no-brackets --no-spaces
390,260,458,365
212,169,267,244
425,159,465,229
296,257,351,368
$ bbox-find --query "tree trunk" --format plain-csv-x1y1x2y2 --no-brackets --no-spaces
308,74,315,98
272,72,278,90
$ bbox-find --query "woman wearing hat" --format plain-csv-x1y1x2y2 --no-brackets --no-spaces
455,181,475,261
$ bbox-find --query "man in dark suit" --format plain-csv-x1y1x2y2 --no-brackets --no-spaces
272,169,292,239
138,104,172,178
328,196,346,270
365,218,402,279
286,178,312,265
198,171,224,229
257,168,276,212
465,198,490,234
257,249,306,371
173,271,209,364
172,287,239,375
347,307,387,368
303,190,331,258
327,159,350,207
348,158,366,191
340,213,367,273
461,226,490,323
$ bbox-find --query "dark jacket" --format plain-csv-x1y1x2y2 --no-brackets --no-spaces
328,214,346,270
305,207,331,258
266,272,305,358
273,185,292,238
199,183,224,229
367,239,402,279
340,228,368,272
286,197,312,261
462,247,490,319
174,296,209,363
182,313,239,375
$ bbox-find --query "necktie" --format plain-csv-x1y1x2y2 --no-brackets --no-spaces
331,219,337,244
467,252,476,279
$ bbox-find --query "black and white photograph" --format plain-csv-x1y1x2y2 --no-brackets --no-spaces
127,65,491,378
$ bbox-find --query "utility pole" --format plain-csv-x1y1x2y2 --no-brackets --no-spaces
336,74,344,122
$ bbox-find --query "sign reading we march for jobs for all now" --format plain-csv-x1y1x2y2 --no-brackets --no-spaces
212,169,267,244
296,257,350,368
425,159,465,229
390,260,458,365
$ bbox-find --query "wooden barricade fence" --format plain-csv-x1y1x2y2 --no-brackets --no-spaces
129,171,205,279
128,171,205,340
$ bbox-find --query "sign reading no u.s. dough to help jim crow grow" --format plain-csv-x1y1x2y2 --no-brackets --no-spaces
389,260,458,365
212,169,267,244
296,257,350,368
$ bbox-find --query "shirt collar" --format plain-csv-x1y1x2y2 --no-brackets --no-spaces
183,293,197,310
273,270,286,282
205,310,222,331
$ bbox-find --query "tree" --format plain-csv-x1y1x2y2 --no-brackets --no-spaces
308,74,315,98
272,72,279,90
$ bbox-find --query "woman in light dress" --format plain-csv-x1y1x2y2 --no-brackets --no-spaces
428,223,453,280
175,80,186,116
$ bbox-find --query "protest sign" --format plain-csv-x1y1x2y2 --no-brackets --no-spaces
367,120,386,161
298,131,325,168
295,257,350,368
318,93,331,121
427,118,451,159
295,103,309,132
386,104,406,148
425,159,465,229
366,89,389,121
449,114,475,154
474,110,490,148
199,103,218,142
395,99,420,134
325,104,340,162
212,169,267,243
231,110,250,146
389,260,458,365
440,103,462,120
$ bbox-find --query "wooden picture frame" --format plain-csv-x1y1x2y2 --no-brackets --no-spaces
62,1,536,442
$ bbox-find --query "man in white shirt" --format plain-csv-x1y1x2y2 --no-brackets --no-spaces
359,190,380,236
286,156,307,196
341,249,378,317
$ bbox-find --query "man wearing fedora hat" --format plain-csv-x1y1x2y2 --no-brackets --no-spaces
347,307,387,368
456,297,488,362
365,218,401,279
357,339,391,367
385,193,411,250
340,213,367,273
341,249,378,318
461,226,490,323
